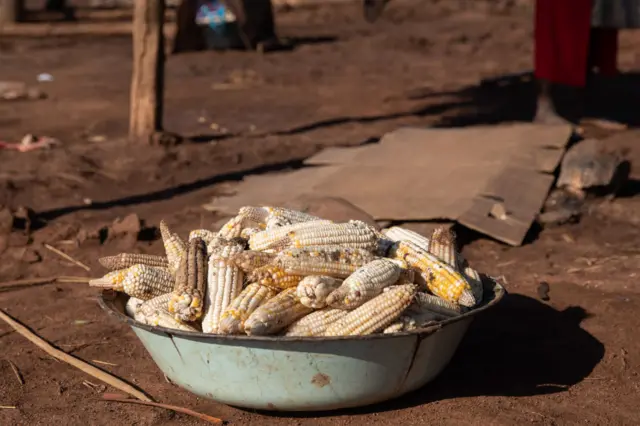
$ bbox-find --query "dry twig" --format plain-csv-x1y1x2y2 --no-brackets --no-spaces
0,405,17,409
43,244,91,271
92,359,118,367
0,276,89,291
7,360,24,385
0,309,151,402
102,393,222,424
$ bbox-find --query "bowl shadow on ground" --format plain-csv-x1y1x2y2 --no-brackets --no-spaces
254,293,604,418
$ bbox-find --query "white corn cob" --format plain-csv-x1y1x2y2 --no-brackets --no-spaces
285,220,379,251
382,226,431,252
89,265,174,300
247,265,304,289
296,275,343,309
125,297,144,319
206,236,245,257
139,293,173,317
383,315,417,334
428,227,459,268
240,227,263,240
145,309,198,332
202,249,245,333
324,284,417,336
217,214,247,239
389,240,476,307
274,246,377,278
326,258,404,309
458,257,484,305
413,292,463,317
189,229,218,244
248,220,333,251
160,220,186,275
89,269,129,291
285,308,349,336
244,288,313,336
231,250,276,272
239,206,321,228
99,253,168,271
218,283,278,334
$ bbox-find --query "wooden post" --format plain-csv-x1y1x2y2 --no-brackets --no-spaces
0,0,24,25
129,0,165,144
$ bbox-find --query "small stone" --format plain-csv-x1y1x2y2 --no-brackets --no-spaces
111,213,141,237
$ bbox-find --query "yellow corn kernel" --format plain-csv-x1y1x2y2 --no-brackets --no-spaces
247,264,304,289
231,250,276,273
428,227,459,268
217,214,247,239
382,226,431,252
248,220,333,251
89,268,130,291
121,264,175,300
188,229,218,244
389,241,475,307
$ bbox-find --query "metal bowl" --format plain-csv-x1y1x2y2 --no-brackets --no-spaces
98,279,505,412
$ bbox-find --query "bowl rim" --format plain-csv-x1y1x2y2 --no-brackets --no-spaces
97,278,506,342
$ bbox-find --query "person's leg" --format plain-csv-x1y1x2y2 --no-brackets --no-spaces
533,0,592,124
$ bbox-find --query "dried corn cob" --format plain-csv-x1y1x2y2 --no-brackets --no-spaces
285,220,379,251
139,293,172,317
459,258,484,305
122,265,175,300
218,283,277,334
275,246,377,278
160,220,186,275
231,250,276,272
383,315,417,333
144,309,198,332
99,253,168,271
326,258,403,309
244,288,313,336
389,241,475,307
382,226,431,252
428,227,459,268
217,214,247,239
168,238,207,322
240,227,262,240
206,236,245,256
125,297,144,319
248,220,333,251
188,229,218,244
239,206,321,228
89,269,129,291
285,308,349,336
247,265,304,289
324,284,417,336
296,275,343,309
413,292,463,317
202,254,244,333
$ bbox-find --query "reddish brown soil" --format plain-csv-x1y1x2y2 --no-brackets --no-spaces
2,1,640,425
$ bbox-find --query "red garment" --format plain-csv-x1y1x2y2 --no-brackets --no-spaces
535,0,618,87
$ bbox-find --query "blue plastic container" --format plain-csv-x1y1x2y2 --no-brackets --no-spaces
196,1,244,50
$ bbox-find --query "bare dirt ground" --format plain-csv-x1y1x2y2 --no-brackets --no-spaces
1,1,640,424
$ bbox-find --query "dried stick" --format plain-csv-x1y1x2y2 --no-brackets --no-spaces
0,276,89,290
7,360,23,385
0,309,152,402
0,405,17,409
43,244,91,271
92,359,118,367
102,393,222,424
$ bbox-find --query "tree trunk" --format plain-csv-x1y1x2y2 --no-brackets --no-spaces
129,0,165,144
0,0,24,24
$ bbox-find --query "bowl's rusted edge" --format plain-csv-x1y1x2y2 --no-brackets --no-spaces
97,279,506,343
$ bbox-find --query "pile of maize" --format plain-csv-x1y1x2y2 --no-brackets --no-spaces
91,206,485,337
